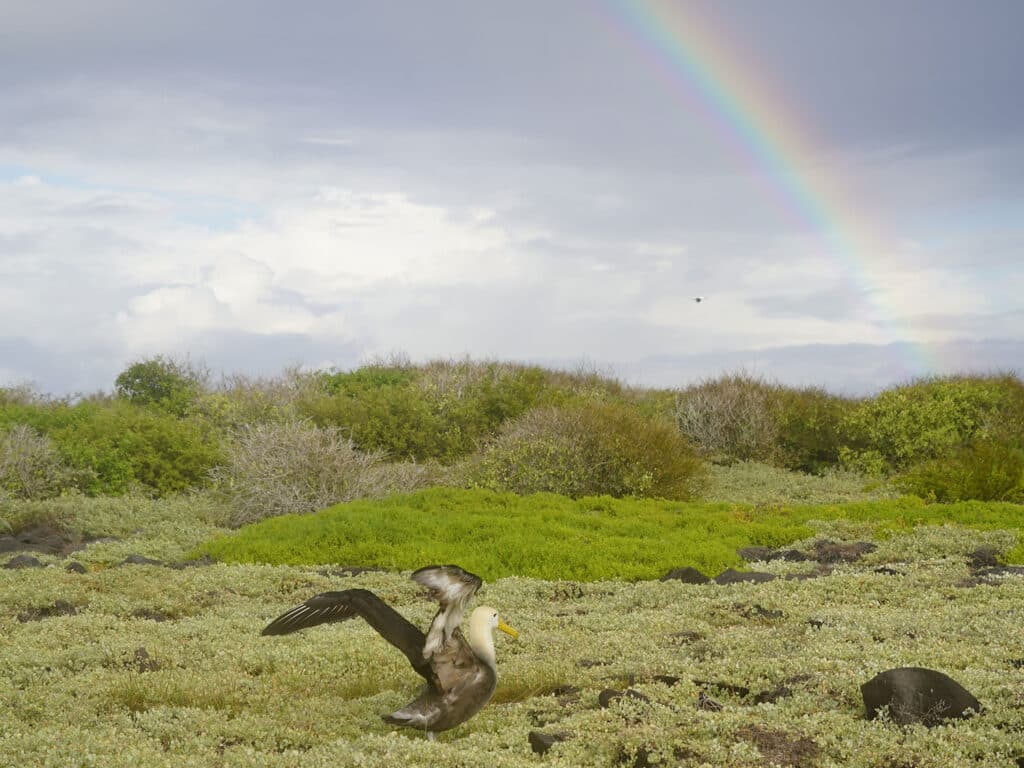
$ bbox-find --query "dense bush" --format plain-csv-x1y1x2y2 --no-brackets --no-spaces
896,438,1024,502
674,372,784,462
470,401,706,499
776,387,856,473
115,355,207,416
210,421,439,526
301,359,584,462
0,424,78,499
840,374,1023,472
0,398,222,496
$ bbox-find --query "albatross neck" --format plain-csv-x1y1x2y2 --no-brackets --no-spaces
467,613,497,670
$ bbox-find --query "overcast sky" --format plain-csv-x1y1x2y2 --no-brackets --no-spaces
2,0,1022,395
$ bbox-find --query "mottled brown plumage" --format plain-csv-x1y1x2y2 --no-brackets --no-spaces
261,565,517,737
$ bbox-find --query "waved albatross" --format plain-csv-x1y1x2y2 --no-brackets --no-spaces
261,564,518,739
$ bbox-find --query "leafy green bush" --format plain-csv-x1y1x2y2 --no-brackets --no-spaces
674,372,783,462
776,387,855,472
840,374,1022,471
115,355,207,416
895,438,1024,502
469,401,706,499
301,359,582,462
706,460,895,505
0,398,223,496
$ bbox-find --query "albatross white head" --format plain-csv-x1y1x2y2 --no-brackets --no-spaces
467,605,518,669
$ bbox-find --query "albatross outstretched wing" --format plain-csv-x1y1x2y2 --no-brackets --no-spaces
261,588,431,679
411,565,483,658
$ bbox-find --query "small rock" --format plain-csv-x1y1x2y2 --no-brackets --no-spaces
695,690,723,711
753,684,793,704
967,547,1000,571
5,554,43,569
861,667,981,726
65,561,88,574
17,599,79,622
528,730,567,755
873,566,903,576
660,566,710,584
118,554,164,567
129,646,160,672
737,545,774,561
169,555,217,569
812,540,876,564
773,549,810,562
975,566,1024,578
694,679,751,698
651,674,681,687
713,568,776,585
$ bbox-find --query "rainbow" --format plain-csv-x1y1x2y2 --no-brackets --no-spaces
594,0,933,376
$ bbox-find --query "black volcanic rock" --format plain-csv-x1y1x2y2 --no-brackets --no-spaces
862,667,981,726
660,566,710,584
713,568,776,585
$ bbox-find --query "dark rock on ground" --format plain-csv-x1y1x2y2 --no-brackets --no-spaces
753,684,794,704
694,679,751,698
660,566,710,584
65,561,87,573
967,547,1000,571
812,540,877,564
17,599,78,622
528,730,568,755
862,667,981,726
169,555,217,569
598,688,650,709
713,568,776,584
737,725,820,768
807,618,827,629
976,566,1024,578
118,554,164,567
128,647,160,672
873,566,903,575
651,674,681,687
5,554,43,569
695,691,723,711
737,546,809,563
737,545,774,561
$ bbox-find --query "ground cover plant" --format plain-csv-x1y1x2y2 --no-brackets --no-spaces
3,500,1024,767
197,488,1024,579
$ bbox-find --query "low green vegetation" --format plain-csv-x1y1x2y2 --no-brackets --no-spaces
197,488,1024,580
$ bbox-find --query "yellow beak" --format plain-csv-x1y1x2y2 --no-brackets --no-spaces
497,619,519,639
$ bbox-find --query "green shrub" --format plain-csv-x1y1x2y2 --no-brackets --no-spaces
115,355,207,416
777,387,855,473
896,438,1024,502
674,372,783,462
841,374,1022,471
470,401,706,499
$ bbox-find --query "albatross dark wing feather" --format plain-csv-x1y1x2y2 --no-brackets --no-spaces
261,589,431,680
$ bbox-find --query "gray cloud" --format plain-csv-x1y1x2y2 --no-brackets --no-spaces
0,2,1021,395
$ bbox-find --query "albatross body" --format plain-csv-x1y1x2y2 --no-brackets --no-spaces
261,565,517,737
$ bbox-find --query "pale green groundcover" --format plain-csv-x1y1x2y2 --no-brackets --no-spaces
3,521,1024,767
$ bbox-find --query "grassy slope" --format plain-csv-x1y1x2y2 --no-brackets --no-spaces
198,487,1024,580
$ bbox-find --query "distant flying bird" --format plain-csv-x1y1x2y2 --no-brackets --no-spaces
261,565,518,739
693,296,705,303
